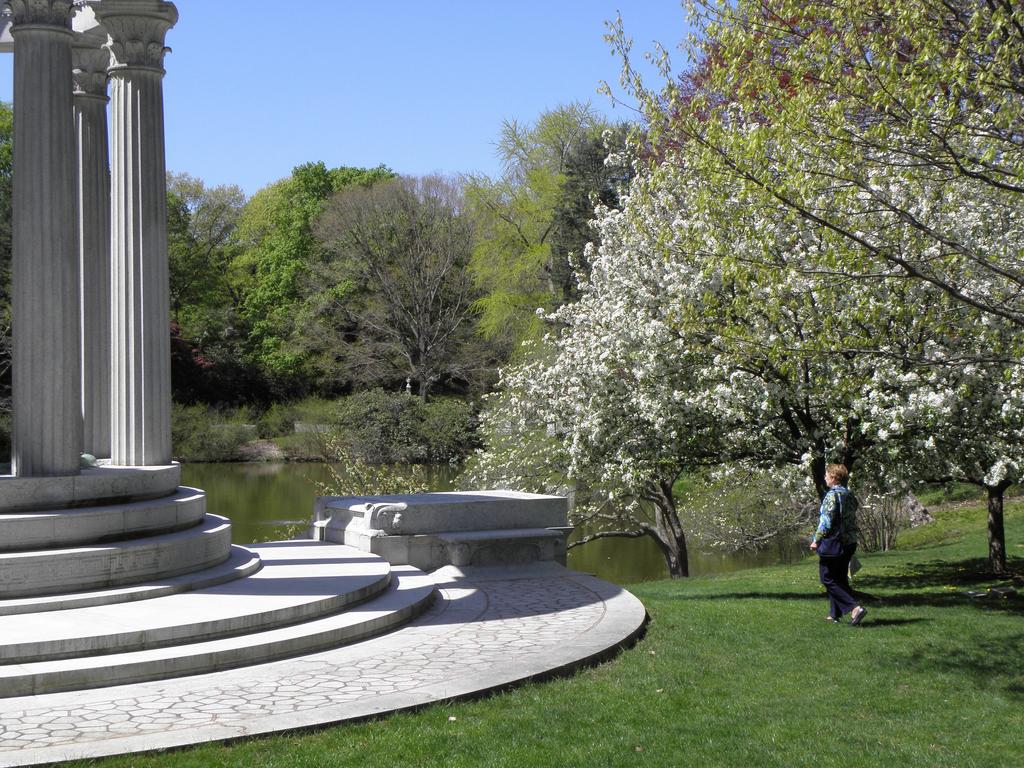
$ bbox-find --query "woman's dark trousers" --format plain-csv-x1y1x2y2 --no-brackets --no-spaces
819,543,858,619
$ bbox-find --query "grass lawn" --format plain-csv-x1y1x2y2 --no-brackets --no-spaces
74,502,1023,768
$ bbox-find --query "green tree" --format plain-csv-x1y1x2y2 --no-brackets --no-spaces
551,122,632,298
166,172,245,335
311,175,484,400
230,162,392,388
166,172,266,405
465,103,628,347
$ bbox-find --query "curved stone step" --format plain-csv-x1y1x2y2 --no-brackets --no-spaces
0,562,647,764
0,542,392,663
0,514,232,599
0,487,207,552
0,544,262,616
0,464,181,514
0,562,436,698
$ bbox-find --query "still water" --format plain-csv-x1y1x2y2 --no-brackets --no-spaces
180,462,808,585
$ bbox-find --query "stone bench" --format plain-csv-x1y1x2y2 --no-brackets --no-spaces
312,491,571,572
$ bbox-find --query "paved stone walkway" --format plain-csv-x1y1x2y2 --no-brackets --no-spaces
0,563,646,767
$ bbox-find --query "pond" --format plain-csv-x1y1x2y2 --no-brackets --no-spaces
180,462,810,585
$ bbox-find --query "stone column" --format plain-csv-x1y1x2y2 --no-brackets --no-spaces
7,0,82,477
92,0,178,466
72,26,112,459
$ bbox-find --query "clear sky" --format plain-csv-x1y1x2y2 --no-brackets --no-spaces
0,1,691,196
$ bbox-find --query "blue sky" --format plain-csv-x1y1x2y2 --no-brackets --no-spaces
0,1,691,196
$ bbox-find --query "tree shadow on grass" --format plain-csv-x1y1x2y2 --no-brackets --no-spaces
855,555,1023,591
654,590,820,603
899,633,1024,700
659,588,1024,697
850,555,1024,616
652,555,1023,616
859,590,1024,616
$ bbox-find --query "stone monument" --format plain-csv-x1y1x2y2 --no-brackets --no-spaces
0,0,589,711
0,0,232,599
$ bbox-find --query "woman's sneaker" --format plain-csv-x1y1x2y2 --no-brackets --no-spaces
850,606,868,625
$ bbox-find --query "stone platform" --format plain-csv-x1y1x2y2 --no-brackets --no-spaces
0,541,434,698
0,487,644,766
0,560,646,767
315,490,572,571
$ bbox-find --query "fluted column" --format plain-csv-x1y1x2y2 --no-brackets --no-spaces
92,0,177,466
72,25,112,459
7,0,82,477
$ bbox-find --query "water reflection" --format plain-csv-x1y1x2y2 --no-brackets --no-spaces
181,462,459,546
181,462,808,585
565,523,808,582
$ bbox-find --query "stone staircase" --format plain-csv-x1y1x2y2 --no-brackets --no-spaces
0,483,655,766
0,466,436,698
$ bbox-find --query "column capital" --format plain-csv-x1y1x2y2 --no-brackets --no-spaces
5,0,73,29
90,0,177,72
72,28,110,99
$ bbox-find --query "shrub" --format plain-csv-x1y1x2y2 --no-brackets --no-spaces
255,402,295,439
171,403,256,462
333,389,424,464
420,398,479,463
175,393,479,465
330,390,478,465
856,492,910,552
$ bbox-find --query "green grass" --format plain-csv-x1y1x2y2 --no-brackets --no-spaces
72,503,1024,768
913,482,988,508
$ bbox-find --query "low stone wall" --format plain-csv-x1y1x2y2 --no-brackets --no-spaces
312,491,572,572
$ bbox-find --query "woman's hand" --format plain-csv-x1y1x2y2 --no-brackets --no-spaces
809,540,818,552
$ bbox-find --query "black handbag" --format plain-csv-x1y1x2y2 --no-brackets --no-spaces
817,490,845,558
817,534,843,557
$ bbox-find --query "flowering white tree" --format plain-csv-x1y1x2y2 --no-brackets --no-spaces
464,163,731,577
601,0,1024,573
469,129,1022,575
688,157,1024,573
608,0,1024,330
466,152,885,575
854,356,1024,573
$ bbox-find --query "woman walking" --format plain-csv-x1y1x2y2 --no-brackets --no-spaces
809,464,867,625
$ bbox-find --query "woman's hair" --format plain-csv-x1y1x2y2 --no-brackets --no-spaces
825,463,849,485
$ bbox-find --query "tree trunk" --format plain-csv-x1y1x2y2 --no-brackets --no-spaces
987,483,1008,575
653,488,689,578
672,532,689,578
810,454,828,499
648,529,689,578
